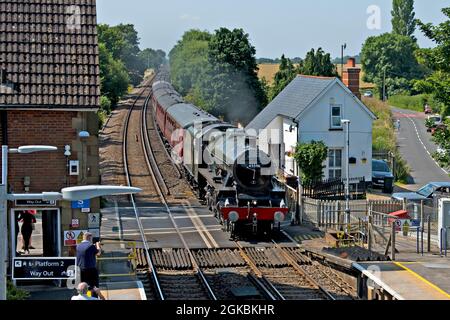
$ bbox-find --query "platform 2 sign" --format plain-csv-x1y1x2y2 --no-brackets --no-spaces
12,258,77,280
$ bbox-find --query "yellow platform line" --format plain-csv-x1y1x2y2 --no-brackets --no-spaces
394,262,450,299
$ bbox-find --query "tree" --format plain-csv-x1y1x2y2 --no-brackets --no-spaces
392,0,416,38
415,7,450,116
361,33,424,97
293,141,328,184
169,30,212,96
201,28,267,124
269,54,297,101
298,48,338,77
99,43,130,107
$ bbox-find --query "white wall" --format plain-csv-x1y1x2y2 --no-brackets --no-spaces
297,83,373,181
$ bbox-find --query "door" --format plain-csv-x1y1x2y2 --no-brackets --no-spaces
439,200,450,249
42,210,59,257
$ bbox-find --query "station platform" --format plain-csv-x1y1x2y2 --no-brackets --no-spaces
354,260,450,300
100,281,147,300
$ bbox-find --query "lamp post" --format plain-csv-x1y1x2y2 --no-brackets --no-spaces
341,43,347,78
341,120,351,233
0,145,141,300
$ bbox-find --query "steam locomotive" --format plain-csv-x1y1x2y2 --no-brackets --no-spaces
151,69,288,237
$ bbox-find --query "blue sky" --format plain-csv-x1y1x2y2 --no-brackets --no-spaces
97,0,450,58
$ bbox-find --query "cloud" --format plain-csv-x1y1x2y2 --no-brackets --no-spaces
180,13,200,22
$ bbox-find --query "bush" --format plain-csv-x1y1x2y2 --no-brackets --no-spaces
363,97,411,182
7,281,30,300
388,94,430,112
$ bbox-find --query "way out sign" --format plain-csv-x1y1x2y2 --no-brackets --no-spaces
13,258,77,280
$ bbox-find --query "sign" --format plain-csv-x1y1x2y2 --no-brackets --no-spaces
88,213,100,228
15,199,56,207
394,219,420,233
64,230,88,247
88,229,100,239
71,199,91,210
12,258,77,280
71,219,80,228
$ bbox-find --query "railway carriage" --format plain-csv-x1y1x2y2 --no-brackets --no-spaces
151,69,288,237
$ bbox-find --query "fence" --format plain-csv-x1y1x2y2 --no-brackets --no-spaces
302,177,367,200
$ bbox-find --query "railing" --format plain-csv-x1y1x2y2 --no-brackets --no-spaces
302,177,367,200
441,228,448,257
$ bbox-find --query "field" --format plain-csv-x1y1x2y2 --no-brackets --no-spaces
258,63,375,89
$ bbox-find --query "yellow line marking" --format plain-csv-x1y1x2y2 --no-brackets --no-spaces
394,262,450,299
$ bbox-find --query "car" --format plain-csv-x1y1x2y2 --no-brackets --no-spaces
392,182,450,202
363,91,373,98
424,105,432,114
372,160,394,193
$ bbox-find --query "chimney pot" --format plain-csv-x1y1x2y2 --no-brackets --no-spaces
347,57,356,68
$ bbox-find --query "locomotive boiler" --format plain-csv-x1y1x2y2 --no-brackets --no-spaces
151,69,288,237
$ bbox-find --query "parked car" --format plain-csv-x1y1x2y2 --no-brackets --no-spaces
424,104,432,114
431,123,447,136
372,160,394,193
363,91,373,98
392,182,450,202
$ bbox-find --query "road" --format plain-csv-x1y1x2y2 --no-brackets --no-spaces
392,107,450,189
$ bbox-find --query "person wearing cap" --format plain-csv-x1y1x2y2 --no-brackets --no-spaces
76,232,102,291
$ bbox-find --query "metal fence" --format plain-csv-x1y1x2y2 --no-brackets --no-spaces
302,177,367,200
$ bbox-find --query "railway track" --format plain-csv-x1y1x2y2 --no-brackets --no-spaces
121,75,356,301
122,76,217,300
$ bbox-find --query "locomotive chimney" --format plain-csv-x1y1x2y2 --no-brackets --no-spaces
342,57,361,100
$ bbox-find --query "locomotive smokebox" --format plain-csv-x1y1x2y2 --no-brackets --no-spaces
233,148,272,192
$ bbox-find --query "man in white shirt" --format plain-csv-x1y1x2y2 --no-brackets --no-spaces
71,282,106,301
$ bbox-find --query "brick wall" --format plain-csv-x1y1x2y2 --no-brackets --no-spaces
6,110,80,193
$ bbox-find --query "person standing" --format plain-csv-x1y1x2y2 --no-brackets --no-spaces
18,210,36,254
76,233,102,291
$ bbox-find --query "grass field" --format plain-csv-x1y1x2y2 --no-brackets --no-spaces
258,63,375,89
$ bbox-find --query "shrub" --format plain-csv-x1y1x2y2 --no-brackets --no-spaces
7,281,30,300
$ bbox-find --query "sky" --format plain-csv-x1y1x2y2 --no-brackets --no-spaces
96,0,450,59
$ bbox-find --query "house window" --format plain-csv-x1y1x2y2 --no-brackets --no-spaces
329,149,342,179
330,104,343,129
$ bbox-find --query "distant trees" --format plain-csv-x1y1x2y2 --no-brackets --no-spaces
415,7,450,117
169,28,267,125
269,55,297,101
97,23,166,121
361,33,424,97
392,0,416,38
298,48,338,77
266,48,337,102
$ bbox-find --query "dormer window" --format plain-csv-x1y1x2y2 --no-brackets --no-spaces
330,104,343,129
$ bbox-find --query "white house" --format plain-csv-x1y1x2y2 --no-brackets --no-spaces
246,61,377,182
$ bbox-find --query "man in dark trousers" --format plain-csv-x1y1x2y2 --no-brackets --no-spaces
76,232,101,291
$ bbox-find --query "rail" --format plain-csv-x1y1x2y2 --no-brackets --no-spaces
122,79,165,300
140,87,217,300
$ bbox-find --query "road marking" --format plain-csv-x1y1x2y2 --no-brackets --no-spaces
397,110,449,175
183,203,219,248
394,262,450,299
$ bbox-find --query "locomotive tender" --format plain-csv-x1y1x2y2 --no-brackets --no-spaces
151,70,288,236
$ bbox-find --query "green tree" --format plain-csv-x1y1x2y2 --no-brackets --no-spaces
169,30,212,96
293,141,328,184
205,28,267,124
392,0,416,38
269,54,298,101
415,7,450,117
361,33,424,97
99,43,130,106
297,48,338,77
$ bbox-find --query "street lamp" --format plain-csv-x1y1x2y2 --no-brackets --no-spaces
0,145,142,300
341,120,351,233
341,43,347,78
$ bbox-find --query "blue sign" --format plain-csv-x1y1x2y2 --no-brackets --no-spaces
71,199,91,209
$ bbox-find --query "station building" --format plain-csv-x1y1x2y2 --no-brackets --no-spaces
0,0,100,260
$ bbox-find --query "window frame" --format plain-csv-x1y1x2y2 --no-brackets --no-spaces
328,148,343,179
330,104,343,130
